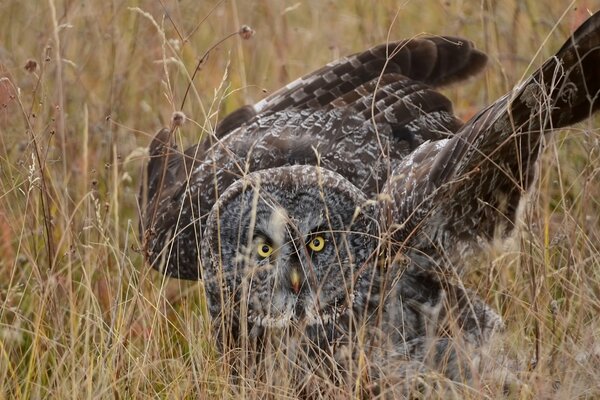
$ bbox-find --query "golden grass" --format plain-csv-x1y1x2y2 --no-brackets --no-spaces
0,0,599,398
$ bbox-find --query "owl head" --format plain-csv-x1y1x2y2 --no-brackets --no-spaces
201,165,378,339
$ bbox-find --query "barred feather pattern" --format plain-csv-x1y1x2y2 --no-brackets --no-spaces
141,35,488,280
138,12,600,388
382,11,600,283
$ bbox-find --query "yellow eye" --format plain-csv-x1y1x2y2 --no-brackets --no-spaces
257,243,274,258
308,235,326,252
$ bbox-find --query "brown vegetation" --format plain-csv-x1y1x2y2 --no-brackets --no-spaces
0,0,598,398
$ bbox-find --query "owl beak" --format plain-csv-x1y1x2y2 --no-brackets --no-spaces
290,267,303,295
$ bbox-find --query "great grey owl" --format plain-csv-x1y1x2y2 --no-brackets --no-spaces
140,35,487,280
139,10,600,392
200,164,503,388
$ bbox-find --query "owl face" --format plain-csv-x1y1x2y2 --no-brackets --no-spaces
202,165,377,333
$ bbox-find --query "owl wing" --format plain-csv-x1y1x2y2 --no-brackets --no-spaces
190,36,488,154
141,36,488,280
199,36,488,194
250,36,487,115
384,11,600,277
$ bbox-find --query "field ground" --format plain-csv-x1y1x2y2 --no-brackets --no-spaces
0,0,599,398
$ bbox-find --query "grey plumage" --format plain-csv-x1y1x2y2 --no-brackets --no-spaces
382,10,600,282
139,11,600,393
199,164,503,387
140,36,487,280
201,165,377,343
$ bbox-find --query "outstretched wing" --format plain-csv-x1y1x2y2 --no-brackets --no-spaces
252,36,486,114
384,11,600,278
141,36,488,280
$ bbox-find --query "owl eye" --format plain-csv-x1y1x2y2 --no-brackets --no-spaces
257,243,274,258
307,235,326,252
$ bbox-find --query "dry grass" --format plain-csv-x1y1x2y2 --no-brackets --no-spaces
0,0,599,398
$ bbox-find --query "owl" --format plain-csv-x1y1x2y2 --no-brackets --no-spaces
199,164,503,388
140,35,488,280
139,11,600,392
